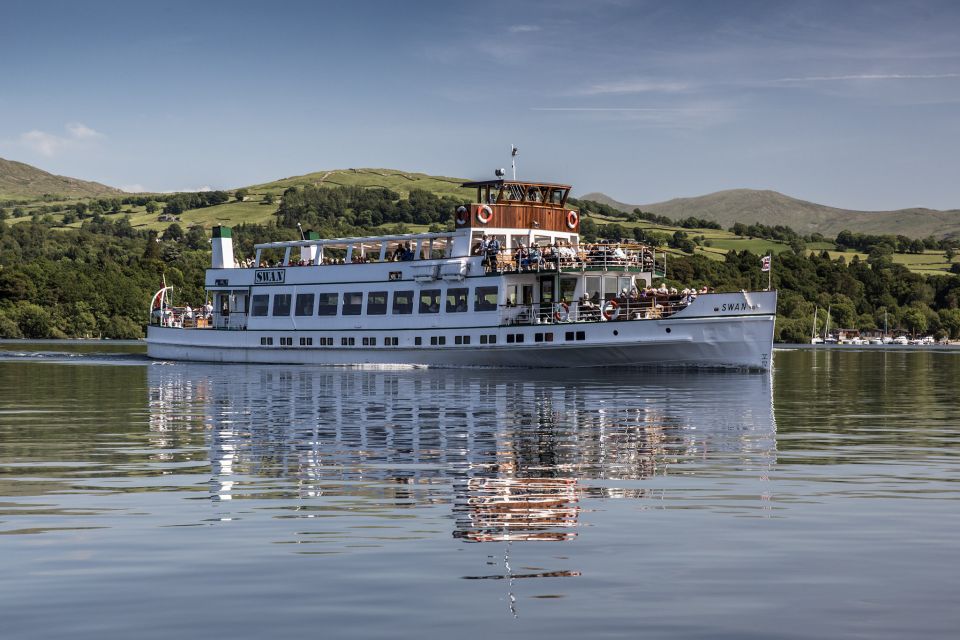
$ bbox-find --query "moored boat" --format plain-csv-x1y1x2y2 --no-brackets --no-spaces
146,176,776,369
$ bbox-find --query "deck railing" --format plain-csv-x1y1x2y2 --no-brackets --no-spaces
483,244,662,274
499,297,692,326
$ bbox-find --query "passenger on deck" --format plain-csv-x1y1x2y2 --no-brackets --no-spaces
528,244,543,270
514,243,528,270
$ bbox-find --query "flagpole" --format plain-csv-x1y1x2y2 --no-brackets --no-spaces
767,255,771,291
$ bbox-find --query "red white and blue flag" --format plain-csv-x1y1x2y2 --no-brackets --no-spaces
761,255,771,272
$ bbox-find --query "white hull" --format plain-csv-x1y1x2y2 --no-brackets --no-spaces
147,298,776,370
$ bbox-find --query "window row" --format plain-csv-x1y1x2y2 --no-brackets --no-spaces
255,331,580,347
250,286,499,318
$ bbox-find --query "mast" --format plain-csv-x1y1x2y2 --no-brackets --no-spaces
812,305,818,342
824,305,831,340
511,145,518,180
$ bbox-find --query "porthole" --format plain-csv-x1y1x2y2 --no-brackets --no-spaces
665,327,672,333
613,330,619,336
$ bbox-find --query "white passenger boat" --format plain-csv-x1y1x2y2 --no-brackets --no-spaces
146,178,776,369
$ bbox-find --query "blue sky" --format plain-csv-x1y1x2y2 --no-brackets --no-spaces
1,0,958,210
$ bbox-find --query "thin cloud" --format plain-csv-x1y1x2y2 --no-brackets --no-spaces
18,122,102,157
776,73,960,82
530,104,736,129
508,25,540,33
578,80,690,95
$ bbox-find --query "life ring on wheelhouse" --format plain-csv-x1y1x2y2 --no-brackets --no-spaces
601,299,619,321
455,206,468,225
477,204,494,224
554,302,570,322
566,210,579,229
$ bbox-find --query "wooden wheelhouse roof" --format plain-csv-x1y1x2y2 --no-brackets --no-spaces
461,179,572,190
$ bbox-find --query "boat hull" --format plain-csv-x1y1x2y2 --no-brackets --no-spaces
147,312,776,370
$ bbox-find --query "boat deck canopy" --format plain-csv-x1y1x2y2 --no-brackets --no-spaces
461,179,571,208
254,230,460,251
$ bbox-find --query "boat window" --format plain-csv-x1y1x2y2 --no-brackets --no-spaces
392,290,414,314
367,291,388,315
295,293,315,316
446,288,469,313
251,294,269,317
618,277,633,294
343,292,363,315
272,294,292,316
584,276,601,302
474,286,498,311
419,289,441,314
604,276,618,301
317,293,338,316
559,278,577,303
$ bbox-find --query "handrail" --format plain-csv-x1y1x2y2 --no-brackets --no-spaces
499,298,693,326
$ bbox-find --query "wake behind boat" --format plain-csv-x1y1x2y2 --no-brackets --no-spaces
146,176,776,369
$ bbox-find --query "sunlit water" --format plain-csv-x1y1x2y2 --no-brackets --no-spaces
1,342,958,639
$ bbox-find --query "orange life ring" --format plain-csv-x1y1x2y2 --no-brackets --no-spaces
456,206,468,225
566,210,579,229
602,299,620,321
477,204,493,224
554,302,570,322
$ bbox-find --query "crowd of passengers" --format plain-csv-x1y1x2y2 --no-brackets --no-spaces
570,283,712,321
237,239,656,270
473,236,656,272
152,302,214,327
239,242,424,268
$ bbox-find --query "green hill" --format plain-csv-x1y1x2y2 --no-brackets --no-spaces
581,189,960,240
248,167,474,200
0,157,121,200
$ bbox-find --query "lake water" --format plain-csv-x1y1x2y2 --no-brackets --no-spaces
1,343,958,639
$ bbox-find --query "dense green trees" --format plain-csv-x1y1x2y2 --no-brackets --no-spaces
2,187,960,343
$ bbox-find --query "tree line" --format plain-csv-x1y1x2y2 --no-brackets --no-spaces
2,186,960,342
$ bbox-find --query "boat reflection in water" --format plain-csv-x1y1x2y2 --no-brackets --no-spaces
147,364,776,541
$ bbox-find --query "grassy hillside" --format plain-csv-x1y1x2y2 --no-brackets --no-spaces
248,168,474,200
582,189,960,240
586,212,957,275
0,157,121,199
1,159,956,275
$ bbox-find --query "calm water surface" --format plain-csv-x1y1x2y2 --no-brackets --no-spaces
1,343,958,639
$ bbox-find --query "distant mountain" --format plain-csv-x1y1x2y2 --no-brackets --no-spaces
580,189,960,239
0,157,121,200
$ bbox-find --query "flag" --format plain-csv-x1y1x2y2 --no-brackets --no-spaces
761,255,771,272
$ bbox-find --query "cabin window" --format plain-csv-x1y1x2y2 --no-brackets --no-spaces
392,290,414,314
272,294,292,316
251,294,269,317
604,276,618,301
343,292,363,315
419,289,441,314
367,291,388,315
446,288,469,313
474,286,499,311
317,293,338,316
584,276,601,303
295,293,315,316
